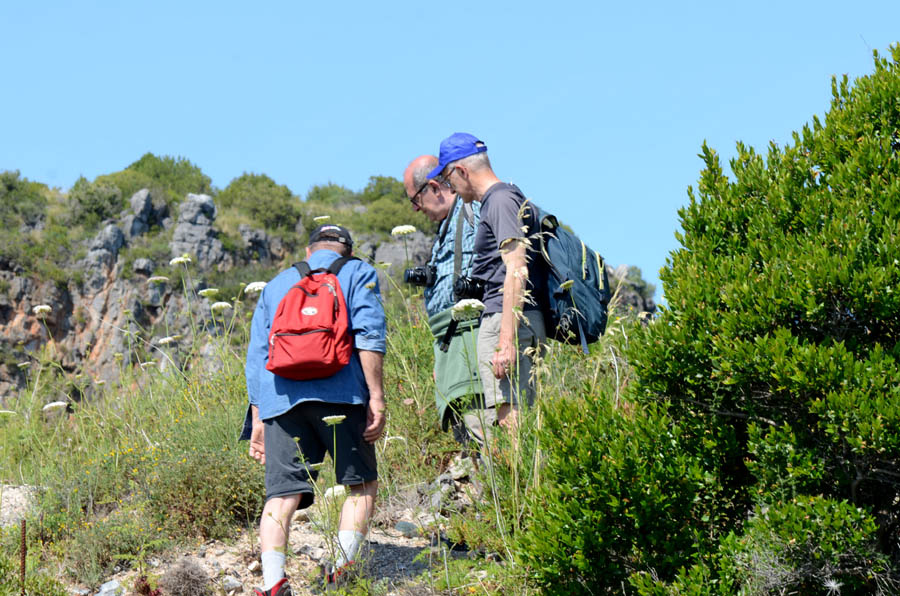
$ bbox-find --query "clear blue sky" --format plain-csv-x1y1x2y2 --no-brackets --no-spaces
3,2,899,304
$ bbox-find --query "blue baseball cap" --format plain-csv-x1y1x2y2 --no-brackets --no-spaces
427,133,487,179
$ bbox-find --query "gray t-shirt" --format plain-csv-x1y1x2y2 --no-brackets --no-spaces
471,182,545,316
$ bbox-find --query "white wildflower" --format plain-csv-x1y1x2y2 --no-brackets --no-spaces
32,304,51,316
198,288,219,298
158,335,181,346
16,361,30,369
42,401,68,413
823,578,842,594
391,224,417,237
0,410,17,416
559,279,574,291
147,276,169,284
210,301,233,313
364,282,376,290
94,379,106,386
169,254,192,266
322,415,347,426
308,462,327,471
451,299,486,322
375,262,392,270
244,281,267,294
313,215,331,223
140,361,157,370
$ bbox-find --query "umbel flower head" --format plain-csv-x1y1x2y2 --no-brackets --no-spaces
32,304,51,316
322,415,347,426
158,335,182,346
244,281,267,294
210,301,232,313
148,276,169,284
391,224,416,237
42,401,68,413
313,215,331,223
169,254,192,266
451,299,486,322
198,288,219,298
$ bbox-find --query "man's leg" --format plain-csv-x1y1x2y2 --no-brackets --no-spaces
335,480,378,568
259,494,300,590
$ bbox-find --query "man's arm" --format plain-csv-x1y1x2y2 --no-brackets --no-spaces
358,350,386,443
492,239,529,379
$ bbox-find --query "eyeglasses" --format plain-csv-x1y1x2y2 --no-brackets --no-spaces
434,165,457,187
409,181,429,207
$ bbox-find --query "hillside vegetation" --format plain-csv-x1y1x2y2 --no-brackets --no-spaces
2,47,900,595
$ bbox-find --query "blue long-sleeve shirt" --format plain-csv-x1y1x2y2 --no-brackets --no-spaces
241,249,386,439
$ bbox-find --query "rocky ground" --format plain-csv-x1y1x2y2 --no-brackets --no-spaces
2,457,485,596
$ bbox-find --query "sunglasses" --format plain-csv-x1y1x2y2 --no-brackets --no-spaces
409,181,429,207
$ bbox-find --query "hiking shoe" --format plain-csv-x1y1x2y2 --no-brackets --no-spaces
253,578,293,596
322,560,356,591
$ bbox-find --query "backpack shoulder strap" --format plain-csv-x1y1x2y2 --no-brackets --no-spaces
326,256,360,276
293,261,312,277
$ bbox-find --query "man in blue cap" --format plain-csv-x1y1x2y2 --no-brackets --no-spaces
428,133,546,440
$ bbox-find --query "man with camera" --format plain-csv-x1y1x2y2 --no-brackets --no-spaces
403,155,483,445
427,133,547,436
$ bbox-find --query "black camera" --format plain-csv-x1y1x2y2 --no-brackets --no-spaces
404,265,437,287
453,275,486,300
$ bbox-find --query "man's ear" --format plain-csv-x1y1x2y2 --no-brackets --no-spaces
305,246,312,258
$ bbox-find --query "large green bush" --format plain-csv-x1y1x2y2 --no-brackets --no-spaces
627,47,900,590
217,172,301,232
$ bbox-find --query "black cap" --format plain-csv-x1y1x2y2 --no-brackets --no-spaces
309,224,353,248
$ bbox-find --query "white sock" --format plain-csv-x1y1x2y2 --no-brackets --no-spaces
261,550,285,590
335,530,364,567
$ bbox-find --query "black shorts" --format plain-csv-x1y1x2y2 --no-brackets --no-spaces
263,401,377,509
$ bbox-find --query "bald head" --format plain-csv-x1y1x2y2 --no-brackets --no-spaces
403,154,454,223
403,155,438,196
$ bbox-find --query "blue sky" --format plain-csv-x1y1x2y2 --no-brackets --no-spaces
3,2,899,304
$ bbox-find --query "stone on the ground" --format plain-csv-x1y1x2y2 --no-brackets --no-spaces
395,520,419,538
95,579,122,596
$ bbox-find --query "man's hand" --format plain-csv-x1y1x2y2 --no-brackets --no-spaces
492,335,516,379
363,395,386,443
248,405,265,464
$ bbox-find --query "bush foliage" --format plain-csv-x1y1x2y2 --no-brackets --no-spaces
622,47,900,592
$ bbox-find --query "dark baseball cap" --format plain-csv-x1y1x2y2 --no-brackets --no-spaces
309,224,353,247
427,132,487,179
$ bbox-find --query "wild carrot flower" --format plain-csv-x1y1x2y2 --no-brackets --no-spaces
210,301,232,313
42,401,68,413
0,410,16,416
140,362,157,370
313,215,331,223
364,282,376,290
169,254,192,266
198,288,219,298
559,279,574,291
322,415,347,426
451,299,486,322
32,304,51,316
391,224,416,237
16,362,29,369
158,335,181,345
148,276,169,284
244,281,267,294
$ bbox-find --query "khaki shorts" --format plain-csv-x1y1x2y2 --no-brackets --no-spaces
463,310,546,445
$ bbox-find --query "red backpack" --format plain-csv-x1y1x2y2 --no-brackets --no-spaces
265,257,357,380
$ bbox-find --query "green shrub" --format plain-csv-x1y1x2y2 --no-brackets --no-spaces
632,497,897,595
68,176,123,227
147,445,263,540
627,46,900,580
515,397,720,594
217,172,301,233
0,170,48,227
0,549,67,596
125,153,211,200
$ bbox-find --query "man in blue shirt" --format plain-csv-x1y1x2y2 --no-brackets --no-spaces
404,155,483,445
243,224,386,595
